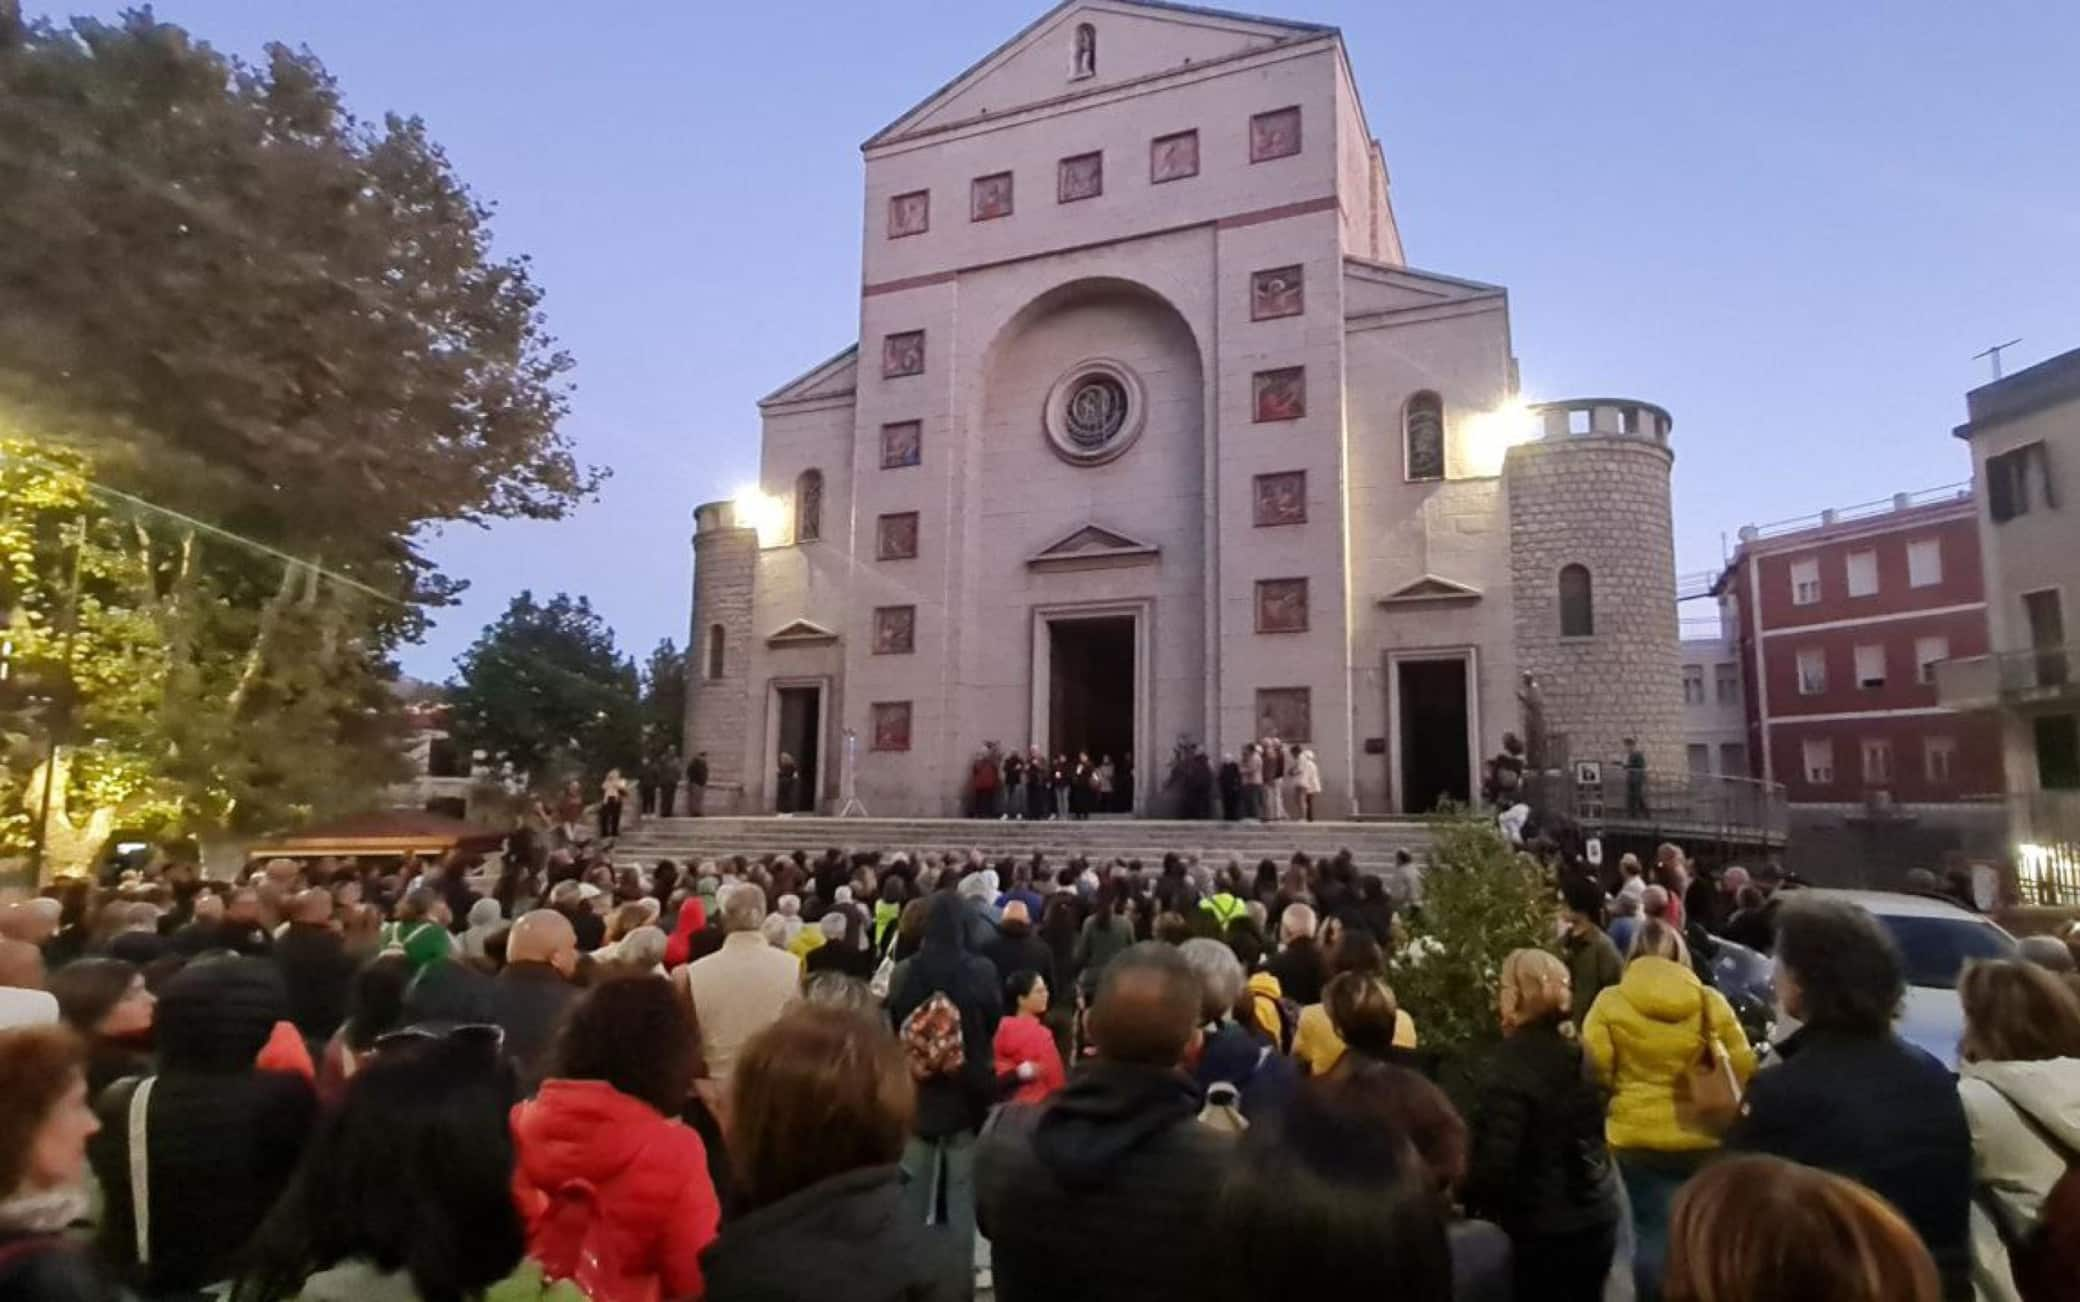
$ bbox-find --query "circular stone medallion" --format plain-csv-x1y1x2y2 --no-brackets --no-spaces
1043,359,1147,466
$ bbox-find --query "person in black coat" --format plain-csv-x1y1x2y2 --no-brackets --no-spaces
886,893,1002,1250
87,957,317,1297
1265,905,1326,1007
977,943,1235,1302
982,900,1054,994
272,890,357,1046
1727,897,1974,1301
486,910,580,1093
1464,951,1621,1302
700,1005,965,1301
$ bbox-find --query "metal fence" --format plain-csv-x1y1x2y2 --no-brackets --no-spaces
2015,790,2080,906
1526,767,1789,844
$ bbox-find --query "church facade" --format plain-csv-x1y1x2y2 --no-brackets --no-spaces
686,0,1684,818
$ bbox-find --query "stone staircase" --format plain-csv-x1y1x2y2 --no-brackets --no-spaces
612,815,1435,875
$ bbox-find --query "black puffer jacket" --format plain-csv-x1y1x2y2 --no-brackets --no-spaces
699,1165,965,1301
0,1232,120,1302
88,957,316,1295
1463,1016,1620,1239
887,894,1002,1138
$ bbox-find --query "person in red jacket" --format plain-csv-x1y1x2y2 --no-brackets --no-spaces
511,975,719,1302
662,892,709,971
992,970,1066,1105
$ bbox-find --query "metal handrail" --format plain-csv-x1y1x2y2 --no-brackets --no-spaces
1742,482,1970,542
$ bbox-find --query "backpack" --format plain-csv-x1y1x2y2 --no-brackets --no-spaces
1979,1082,2080,1302
899,992,966,1081
1249,988,1301,1055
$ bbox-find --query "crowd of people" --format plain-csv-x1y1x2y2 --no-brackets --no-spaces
0,831,2075,1302
965,733,1327,822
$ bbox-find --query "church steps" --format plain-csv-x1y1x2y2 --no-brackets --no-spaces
611,816,1433,874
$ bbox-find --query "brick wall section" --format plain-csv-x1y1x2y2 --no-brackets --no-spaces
1506,435,1684,774
686,523,758,789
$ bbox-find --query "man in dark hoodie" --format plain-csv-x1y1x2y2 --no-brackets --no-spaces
886,892,1002,1274
978,942,1234,1302
982,899,1054,993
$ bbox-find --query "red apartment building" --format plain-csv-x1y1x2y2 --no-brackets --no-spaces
1712,488,2003,849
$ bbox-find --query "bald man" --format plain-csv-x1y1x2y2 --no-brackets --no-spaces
978,943,1232,1302
275,888,355,1042
490,909,578,1091
0,938,58,1028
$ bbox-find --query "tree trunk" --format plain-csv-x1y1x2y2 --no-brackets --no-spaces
227,560,303,714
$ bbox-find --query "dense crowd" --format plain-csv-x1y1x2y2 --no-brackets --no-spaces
0,834,2076,1302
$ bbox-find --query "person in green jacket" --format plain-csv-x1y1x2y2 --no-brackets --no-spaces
1560,873,1623,1029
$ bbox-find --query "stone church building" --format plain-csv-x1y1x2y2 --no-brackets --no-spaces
686,0,1684,818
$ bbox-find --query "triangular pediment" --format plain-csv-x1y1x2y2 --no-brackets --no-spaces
1379,574,1482,606
1028,523,1161,570
758,345,859,408
766,619,840,647
867,1,1333,148
1343,258,1506,321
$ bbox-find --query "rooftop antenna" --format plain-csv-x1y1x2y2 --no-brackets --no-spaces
1973,338,2023,382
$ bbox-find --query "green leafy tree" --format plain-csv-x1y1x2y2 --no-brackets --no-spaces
448,592,640,787
1387,813,1558,1098
0,9,601,869
640,639,687,767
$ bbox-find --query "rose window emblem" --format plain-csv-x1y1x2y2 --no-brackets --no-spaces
1043,359,1146,466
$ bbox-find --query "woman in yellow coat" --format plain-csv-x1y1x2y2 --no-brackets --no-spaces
1581,919,1755,1299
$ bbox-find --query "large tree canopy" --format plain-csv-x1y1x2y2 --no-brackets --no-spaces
448,592,640,785
0,8,600,864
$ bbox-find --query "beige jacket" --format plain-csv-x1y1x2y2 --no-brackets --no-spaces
680,931,800,1084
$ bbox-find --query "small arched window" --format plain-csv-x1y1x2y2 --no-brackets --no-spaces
1072,22,1096,78
706,623,726,680
1404,390,1445,482
1559,564,1594,637
794,468,823,543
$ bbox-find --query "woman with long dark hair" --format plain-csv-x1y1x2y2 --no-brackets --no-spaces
233,1033,525,1301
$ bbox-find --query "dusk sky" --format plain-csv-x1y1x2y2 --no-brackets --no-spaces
88,0,2080,680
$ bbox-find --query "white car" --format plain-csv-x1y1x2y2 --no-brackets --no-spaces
1794,888,2017,1070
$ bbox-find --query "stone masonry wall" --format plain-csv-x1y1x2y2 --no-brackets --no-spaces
687,524,758,799
1505,436,1684,776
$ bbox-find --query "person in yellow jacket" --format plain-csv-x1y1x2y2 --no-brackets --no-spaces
1293,931,1417,1073
1581,918,1756,1299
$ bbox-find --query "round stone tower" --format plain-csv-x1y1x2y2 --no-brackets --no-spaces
686,499,758,813
1503,399,1683,778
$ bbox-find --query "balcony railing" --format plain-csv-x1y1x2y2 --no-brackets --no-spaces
1936,645,2080,711
1525,769,1789,844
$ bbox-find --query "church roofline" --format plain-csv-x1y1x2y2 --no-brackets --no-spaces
863,0,1337,150
1343,255,1506,297
757,343,859,408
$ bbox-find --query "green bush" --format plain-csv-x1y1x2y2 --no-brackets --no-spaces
1388,813,1557,1097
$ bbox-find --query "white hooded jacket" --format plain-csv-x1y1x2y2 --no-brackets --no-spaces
1959,1056,2080,1302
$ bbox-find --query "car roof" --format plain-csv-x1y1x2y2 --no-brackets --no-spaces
1800,887,1992,921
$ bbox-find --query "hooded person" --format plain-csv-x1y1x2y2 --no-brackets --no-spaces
885,892,1002,1259
458,896,506,964
88,957,318,1296
982,900,1055,994
977,942,1234,1302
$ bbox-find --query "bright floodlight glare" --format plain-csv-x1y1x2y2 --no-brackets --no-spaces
732,486,783,545
1463,398,1541,476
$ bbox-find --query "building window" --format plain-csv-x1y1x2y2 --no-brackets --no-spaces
1714,662,1740,705
1862,738,1893,784
1790,557,1821,606
1987,441,2055,523
1249,106,1302,162
1908,538,1943,588
1925,736,1956,783
882,331,925,378
1250,265,1304,321
1558,565,1594,637
1847,549,1879,598
1687,744,1711,775
1803,737,1834,784
427,735,462,778
887,190,929,238
706,623,725,680
1797,646,1827,695
1252,471,1307,526
1058,151,1102,202
1720,742,1747,776
1682,665,1705,705
1854,642,1886,689
870,701,912,752
1255,578,1309,633
1916,635,1950,685
1150,129,1199,183
1404,391,1445,482
794,469,823,543
2037,714,2080,790
970,171,1014,221
1251,367,1305,422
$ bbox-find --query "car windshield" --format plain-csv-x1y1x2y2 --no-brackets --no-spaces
1876,913,2016,988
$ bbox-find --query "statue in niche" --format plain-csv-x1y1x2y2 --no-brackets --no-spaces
1072,23,1095,78
795,470,822,543
1518,671,1549,771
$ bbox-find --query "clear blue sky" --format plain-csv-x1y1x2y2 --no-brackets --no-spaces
77,0,2080,678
